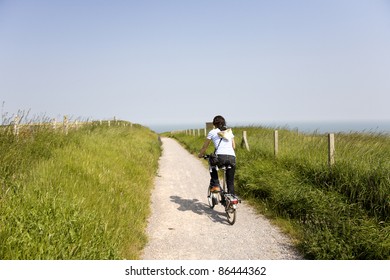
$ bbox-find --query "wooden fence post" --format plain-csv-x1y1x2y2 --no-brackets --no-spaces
52,118,57,130
241,131,250,151
328,133,335,166
13,115,20,137
63,115,68,135
274,130,279,157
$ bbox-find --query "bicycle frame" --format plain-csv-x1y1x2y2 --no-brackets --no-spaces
219,165,239,209
204,155,239,225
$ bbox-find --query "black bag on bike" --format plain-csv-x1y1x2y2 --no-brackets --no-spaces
209,138,223,166
209,152,219,166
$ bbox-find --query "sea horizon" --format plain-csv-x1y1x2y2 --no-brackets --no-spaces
148,120,390,134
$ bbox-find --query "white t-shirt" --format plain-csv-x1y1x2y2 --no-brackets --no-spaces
207,128,235,156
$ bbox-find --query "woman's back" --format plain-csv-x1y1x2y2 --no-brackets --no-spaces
207,128,235,156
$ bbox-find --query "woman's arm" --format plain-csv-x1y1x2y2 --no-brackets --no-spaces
198,139,211,158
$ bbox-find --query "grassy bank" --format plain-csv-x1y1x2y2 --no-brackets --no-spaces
0,122,161,259
170,127,390,259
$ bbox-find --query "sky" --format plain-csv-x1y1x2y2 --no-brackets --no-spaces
1,0,390,131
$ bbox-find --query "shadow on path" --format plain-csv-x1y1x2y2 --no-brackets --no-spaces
170,195,229,225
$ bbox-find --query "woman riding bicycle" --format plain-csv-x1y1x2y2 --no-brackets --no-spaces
198,115,236,196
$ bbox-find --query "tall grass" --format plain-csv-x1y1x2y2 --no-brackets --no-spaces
1,121,161,259
170,126,390,259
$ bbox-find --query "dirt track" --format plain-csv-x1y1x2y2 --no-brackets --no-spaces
141,137,301,260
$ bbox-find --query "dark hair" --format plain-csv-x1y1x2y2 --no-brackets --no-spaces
213,115,227,130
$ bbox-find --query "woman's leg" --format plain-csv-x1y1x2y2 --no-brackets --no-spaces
209,167,220,187
226,165,236,194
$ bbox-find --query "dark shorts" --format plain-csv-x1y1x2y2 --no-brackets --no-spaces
216,154,236,167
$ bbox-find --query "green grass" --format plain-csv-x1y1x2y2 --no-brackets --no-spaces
0,121,161,259
169,126,390,259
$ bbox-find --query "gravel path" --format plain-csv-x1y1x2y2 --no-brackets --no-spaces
141,137,302,260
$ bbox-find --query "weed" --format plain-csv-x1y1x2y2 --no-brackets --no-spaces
0,121,161,259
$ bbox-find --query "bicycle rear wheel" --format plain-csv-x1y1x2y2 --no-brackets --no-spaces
226,208,236,225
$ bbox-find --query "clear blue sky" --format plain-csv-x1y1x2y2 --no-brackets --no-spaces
1,0,390,129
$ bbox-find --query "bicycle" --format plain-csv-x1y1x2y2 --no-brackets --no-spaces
204,155,240,225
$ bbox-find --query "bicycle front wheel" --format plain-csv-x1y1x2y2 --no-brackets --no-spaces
207,188,216,209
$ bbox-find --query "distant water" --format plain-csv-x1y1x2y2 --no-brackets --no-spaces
259,121,390,134
148,121,390,134
147,123,202,134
